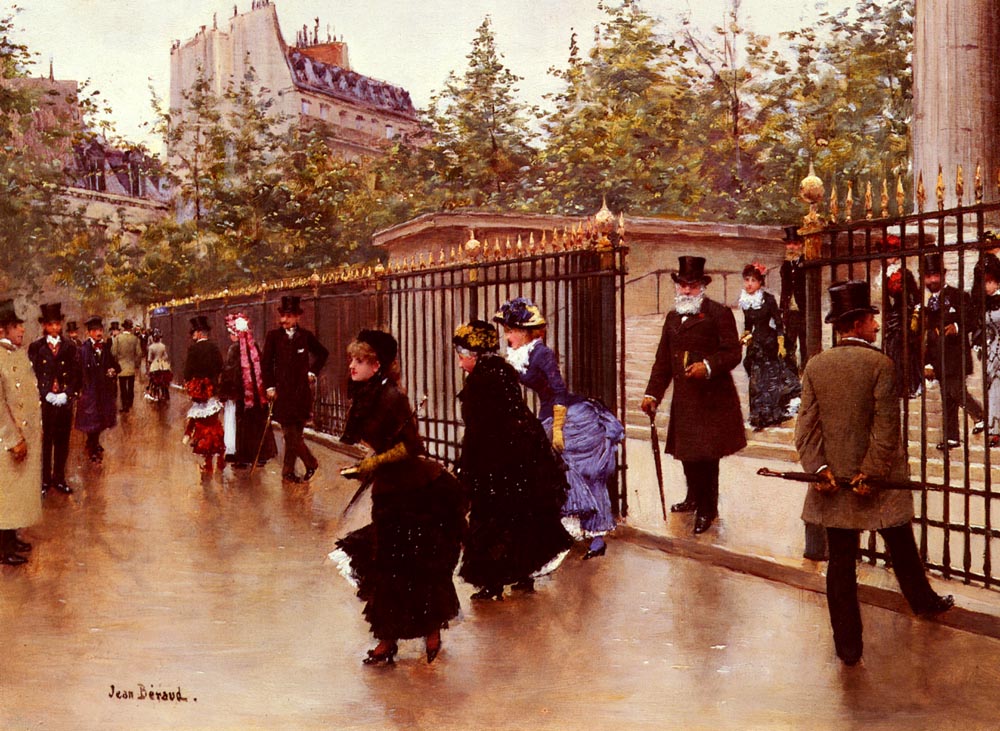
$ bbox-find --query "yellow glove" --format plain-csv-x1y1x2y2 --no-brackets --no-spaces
850,472,872,497
777,335,787,359
740,331,752,346
552,404,567,452
356,441,409,478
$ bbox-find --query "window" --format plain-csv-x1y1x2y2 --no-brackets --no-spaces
319,104,329,120
385,124,395,140
301,98,311,115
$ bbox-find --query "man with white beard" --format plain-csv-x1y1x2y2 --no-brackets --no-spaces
641,256,747,534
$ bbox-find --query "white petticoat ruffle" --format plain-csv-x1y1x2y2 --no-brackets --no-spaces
185,397,223,419
327,548,359,589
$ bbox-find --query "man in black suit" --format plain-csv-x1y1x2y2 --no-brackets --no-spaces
640,256,747,534
921,253,984,450
779,225,807,373
262,296,329,483
27,303,80,495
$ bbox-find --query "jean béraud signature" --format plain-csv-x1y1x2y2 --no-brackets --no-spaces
108,684,196,702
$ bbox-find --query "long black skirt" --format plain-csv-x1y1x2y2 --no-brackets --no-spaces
334,470,465,641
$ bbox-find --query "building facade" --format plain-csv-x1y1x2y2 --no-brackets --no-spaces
169,1,420,162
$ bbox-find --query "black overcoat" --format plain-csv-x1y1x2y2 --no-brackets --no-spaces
261,327,329,424
75,339,120,433
643,297,747,461
923,284,973,378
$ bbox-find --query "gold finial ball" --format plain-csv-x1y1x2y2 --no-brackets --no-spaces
594,196,615,233
464,229,481,258
800,170,824,205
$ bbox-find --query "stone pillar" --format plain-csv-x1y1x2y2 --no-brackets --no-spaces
913,0,1000,209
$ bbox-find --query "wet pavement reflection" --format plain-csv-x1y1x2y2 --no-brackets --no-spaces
2,391,1000,730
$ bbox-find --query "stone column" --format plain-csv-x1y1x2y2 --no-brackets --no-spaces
913,0,1000,209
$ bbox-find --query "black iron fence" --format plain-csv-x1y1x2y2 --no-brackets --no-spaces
150,235,629,515
804,188,1000,589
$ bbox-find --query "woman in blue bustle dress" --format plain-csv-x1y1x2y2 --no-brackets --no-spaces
453,320,573,599
328,329,466,666
493,299,625,560
737,264,801,430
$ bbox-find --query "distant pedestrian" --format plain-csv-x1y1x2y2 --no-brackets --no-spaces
261,295,328,483
27,302,80,495
493,298,624,560
878,235,921,399
182,315,225,475
144,329,172,403
920,253,983,450
974,257,1000,448
220,312,276,468
641,256,747,534
111,318,143,413
65,321,82,349
75,316,120,464
779,225,807,373
796,280,953,666
0,299,42,566
737,263,800,430
330,329,465,665
453,320,573,599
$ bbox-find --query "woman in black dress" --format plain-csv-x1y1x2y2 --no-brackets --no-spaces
879,235,922,398
453,320,573,599
738,263,801,429
329,329,465,665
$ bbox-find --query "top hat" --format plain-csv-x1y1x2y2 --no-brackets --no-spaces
825,280,880,323
278,295,303,315
38,302,65,323
783,225,803,243
110,321,120,330
453,320,499,354
923,253,945,276
84,315,103,331
0,299,24,327
983,255,1000,283
66,320,78,332
189,315,211,334
122,318,133,330
493,297,547,329
671,256,712,286
356,329,398,368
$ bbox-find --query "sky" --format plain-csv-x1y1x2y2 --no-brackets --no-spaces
9,0,828,151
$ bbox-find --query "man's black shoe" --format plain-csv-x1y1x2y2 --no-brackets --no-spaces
52,483,73,495
917,594,955,617
303,466,318,481
282,473,305,484
693,515,715,534
670,500,697,513
936,439,960,451
14,538,31,552
0,553,28,566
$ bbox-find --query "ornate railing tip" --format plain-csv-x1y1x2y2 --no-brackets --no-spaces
956,164,964,205
975,161,984,204
896,176,905,216
864,179,874,220
936,164,945,211
880,178,889,218
916,170,926,213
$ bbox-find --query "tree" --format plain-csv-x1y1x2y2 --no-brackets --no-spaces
421,15,537,208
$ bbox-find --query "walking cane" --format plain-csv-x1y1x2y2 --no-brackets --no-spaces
248,400,275,476
755,467,939,492
649,412,667,520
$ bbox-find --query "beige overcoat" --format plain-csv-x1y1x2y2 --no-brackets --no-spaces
795,340,914,530
111,330,143,377
0,341,42,529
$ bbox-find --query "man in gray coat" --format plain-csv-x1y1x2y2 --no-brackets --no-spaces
111,318,143,413
796,280,953,666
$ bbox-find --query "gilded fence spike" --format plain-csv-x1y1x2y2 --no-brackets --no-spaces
528,232,535,253
996,167,1000,197
494,240,502,259
896,176,905,216
880,178,889,218
618,211,626,239
917,171,926,213
936,164,945,211
956,164,964,205
505,237,513,258
540,230,548,251
864,180,873,220
516,234,524,255
845,181,854,223
976,162,984,204
829,182,838,223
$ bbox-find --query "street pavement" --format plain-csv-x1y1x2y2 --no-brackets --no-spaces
2,393,1000,730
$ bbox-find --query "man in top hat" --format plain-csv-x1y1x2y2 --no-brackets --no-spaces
920,253,983,450
27,303,80,495
111,318,143,414
640,256,747,534
779,225,807,373
262,295,329,483
65,321,82,349
75,316,121,463
796,280,953,666
0,299,42,565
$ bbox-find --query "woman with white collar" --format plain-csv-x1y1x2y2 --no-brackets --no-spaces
494,297,624,560
738,263,801,430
